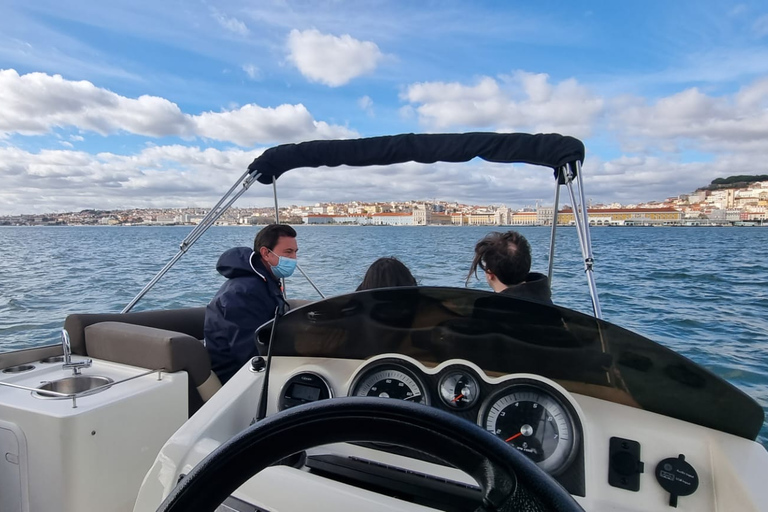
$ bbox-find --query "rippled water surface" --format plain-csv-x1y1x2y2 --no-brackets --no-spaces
1,225,767,445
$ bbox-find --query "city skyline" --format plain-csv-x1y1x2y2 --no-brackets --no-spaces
4,176,766,226
4,173,765,219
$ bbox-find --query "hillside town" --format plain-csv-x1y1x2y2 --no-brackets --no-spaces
3,179,767,227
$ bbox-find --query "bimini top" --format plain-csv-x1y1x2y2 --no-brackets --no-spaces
248,132,585,185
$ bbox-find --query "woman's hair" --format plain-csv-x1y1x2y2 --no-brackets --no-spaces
357,257,418,291
466,231,532,286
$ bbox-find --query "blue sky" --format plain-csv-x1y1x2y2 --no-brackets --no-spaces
1,0,768,214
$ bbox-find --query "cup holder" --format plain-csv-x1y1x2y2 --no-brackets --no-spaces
39,356,65,364
2,364,36,374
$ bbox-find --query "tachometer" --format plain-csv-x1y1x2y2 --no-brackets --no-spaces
349,365,429,405
479,383,578,474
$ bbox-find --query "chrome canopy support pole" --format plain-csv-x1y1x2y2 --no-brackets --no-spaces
563,163,602,319
272,178,280,224
122,170,261,313
295,263,326,299
271,177,286,293
547,169,562,286
575,162,594,256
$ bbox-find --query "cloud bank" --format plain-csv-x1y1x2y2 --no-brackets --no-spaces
0,69,357,145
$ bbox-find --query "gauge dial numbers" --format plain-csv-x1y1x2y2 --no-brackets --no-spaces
349,366,429,405
480,384,578,474
438,371,480,409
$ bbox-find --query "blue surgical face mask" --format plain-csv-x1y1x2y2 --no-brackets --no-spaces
268,250,297,279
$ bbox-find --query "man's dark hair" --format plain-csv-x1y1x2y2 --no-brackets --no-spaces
253,224,297,252
466,231,531,286
357,257,417,291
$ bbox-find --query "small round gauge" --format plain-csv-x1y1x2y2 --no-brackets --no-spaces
350,365,429,405
480,383,578,474
438,370,480,409
279,372,333,410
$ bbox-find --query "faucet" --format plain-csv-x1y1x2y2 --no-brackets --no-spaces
61,329,92,375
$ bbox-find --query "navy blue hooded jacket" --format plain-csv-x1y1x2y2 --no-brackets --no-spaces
204,247,285,383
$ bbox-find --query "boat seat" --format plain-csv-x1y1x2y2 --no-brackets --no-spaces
63,308,216,416
63,307,206,357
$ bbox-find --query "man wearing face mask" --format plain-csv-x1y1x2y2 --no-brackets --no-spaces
204,224,298,383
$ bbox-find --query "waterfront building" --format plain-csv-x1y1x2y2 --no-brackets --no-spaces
536,205,554,225
510,211,537,225
412,205,432,225
371,212,413,225
557,207,683,226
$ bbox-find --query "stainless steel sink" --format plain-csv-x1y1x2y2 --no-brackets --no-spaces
33,375,114,399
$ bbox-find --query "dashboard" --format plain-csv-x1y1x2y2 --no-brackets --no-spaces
271,354,586,496
240,286,767,511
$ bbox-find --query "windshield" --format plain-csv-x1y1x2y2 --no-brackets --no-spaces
264,286,764,440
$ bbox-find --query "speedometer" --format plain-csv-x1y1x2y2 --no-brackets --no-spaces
349,365,429,405
479,383,578,475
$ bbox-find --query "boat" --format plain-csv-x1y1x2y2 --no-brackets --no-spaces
0,133,765,511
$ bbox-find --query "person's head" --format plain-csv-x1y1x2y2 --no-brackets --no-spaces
254,224,298,278
357,257,417,291
466,231,532,290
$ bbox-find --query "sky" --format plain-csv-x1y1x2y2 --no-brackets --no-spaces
1,0,768,215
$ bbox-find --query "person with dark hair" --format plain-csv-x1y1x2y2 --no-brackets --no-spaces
204,224,298,383
466,230,553,304
357,257,417,291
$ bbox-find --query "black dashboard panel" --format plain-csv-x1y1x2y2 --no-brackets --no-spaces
261,286,764,440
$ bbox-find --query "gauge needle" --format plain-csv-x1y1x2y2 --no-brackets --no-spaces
505,432,523,442
451,393,464,402
404,394,422,401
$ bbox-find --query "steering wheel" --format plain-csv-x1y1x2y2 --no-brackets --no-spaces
157,397,583,512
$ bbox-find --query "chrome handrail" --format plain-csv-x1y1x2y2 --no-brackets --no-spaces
0,368,163,409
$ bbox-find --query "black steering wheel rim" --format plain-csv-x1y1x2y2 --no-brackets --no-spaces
157,397,583,512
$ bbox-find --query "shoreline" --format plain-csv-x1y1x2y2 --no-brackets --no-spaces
1,223,766,228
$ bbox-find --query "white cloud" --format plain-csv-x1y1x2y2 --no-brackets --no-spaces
401,72,604,138
0,145,260,214
194,103,357,146
286,29,383,87
610,77,768,153
211,9,249,36
0,69,357,145
242,64,261,80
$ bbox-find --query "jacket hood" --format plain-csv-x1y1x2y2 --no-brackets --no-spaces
216,247,267,279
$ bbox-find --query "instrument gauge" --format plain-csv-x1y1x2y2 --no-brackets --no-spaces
480,383,578,475
438,370,480,409
349,365,429,405
278,372,332,411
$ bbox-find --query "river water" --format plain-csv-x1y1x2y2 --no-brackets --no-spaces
1,225,766,445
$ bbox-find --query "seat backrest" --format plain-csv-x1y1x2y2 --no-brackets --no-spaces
83,320,220,415
63,307,205,356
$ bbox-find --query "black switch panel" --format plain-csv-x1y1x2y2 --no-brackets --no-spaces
608,437,644,491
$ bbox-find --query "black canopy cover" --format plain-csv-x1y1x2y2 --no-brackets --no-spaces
248,132,585,185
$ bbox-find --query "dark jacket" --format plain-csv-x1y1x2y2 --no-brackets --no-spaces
204,247,285,383
499,272,553,305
